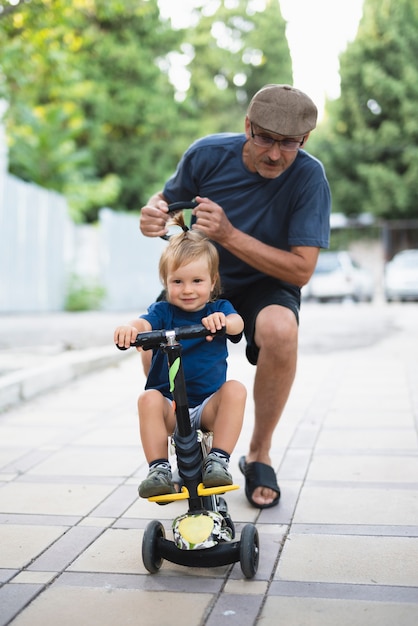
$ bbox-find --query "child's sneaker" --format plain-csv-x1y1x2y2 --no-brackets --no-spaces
202,452,233,488
138,465,177,498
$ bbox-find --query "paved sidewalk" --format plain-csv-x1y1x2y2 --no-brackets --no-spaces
0,306,417,625
0,312,139,412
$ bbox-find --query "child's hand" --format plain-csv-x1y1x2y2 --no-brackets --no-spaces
201,312,226,341
114,325,139,350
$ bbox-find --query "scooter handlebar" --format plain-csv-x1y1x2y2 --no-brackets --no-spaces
116,324,226,351
160,200,199,241
167,200,198,214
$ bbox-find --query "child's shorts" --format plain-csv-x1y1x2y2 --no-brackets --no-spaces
174,394,213,436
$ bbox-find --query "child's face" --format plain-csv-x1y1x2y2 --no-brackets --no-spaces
166,258,216,312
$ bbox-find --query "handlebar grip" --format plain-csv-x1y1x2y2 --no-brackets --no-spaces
167,200,198,213
161,200,198,241
174,324,226,340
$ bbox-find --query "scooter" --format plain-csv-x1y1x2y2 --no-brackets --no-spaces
118,323,259,578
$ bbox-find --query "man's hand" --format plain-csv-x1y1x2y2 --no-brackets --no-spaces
192,196,234,245
140,196,170,238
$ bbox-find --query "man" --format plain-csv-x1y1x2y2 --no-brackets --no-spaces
139,84,331,508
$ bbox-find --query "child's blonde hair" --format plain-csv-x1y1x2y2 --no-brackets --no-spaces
159,213,221,300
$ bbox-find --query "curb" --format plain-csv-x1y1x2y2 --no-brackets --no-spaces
0,345,130,412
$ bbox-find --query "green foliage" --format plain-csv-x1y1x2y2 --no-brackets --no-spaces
0,0,183,221
65,273,106,311
310,0,418,221
0,0,291,222
183,0,291,135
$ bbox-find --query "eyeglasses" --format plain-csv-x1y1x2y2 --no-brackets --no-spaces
250,124,305,152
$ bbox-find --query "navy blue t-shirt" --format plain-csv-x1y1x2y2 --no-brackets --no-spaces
163,133,331,293
140,299,238,407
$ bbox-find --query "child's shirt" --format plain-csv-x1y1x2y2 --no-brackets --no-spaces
140,299,239,407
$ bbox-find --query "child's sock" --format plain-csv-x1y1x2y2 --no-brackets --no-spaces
149,458,171,472
209,448,230,466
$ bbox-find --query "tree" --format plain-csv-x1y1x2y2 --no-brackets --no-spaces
0,0,293,221
0,0,183,221
181,0,292,136
310,0,418,220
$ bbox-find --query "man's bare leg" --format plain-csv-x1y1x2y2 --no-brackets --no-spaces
246,305,298,506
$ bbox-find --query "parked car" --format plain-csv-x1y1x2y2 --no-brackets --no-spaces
384,249,418,302
302,251,374,303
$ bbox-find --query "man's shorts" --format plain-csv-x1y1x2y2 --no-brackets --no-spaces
223,277,301,366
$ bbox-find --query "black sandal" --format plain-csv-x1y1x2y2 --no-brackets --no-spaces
239,456,281,509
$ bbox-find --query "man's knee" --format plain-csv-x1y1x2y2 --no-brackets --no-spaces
255,305,298,347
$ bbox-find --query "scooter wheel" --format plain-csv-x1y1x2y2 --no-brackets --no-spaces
142,520,165,573
239,523,259,579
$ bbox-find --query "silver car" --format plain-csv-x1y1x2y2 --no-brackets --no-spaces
384,249,418,302
303,251,374,303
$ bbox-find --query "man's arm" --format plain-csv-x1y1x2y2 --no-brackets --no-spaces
222,229,319,287
192,196,320,287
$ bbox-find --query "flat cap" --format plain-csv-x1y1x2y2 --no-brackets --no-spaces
247,84,317,136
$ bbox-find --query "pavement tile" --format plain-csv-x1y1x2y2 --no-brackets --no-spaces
0,482,115,516
204,593,264,626
323,408,414,428
330,390,412,412
315,427,417,451
275,533,418,586
0,584,44,626
293,485,418,526
0,524,66,568
0,426,62,448
0,449,27,469
7,586,213,626
24,446,141,477
278,448,312,480
74,426,140,447
89,484,137,518
291,524,418,537
0,569,16,584
224,579,268,595
1,448,58,475
306,453,418,483
67,528,147,575
259,596,418,626
78,516,116,527
10,571,57,584
28,526,105,572
56,570,224,593
268,580,418,602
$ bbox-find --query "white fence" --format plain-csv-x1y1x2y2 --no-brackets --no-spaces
0,104,165,314
0,178,164,313
98,208,165,311
0,172,72,312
